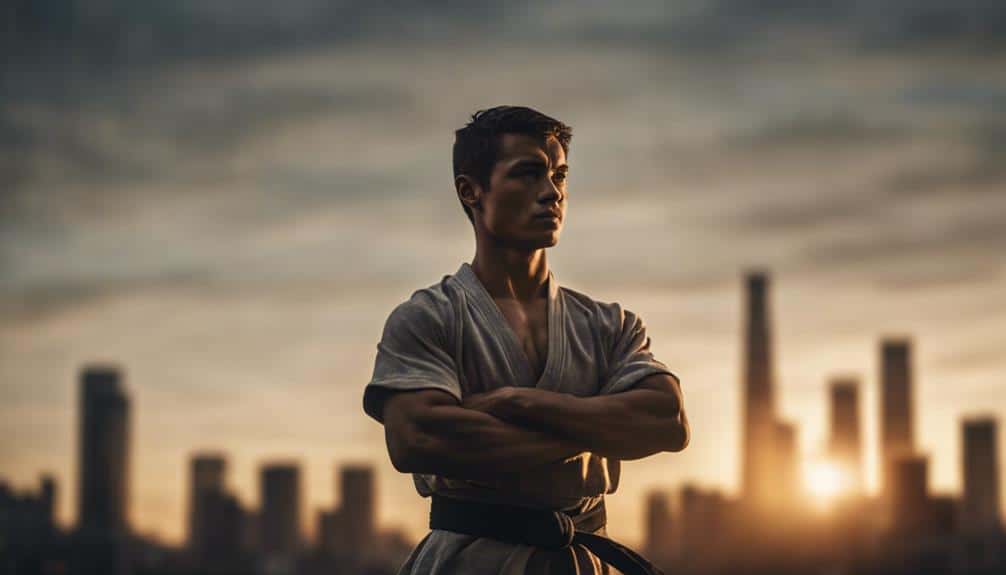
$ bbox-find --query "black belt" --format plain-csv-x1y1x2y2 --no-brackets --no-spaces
429,495,664,575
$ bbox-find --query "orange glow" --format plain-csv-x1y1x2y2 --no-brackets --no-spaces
803,459,849,509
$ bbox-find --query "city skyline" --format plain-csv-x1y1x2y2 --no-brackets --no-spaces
4,268,1003,550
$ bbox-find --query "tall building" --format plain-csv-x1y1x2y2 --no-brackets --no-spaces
890,455,928,534
961,416,1001,533
0,475,61,560
741,271,778,508
40,474,57,528
880,339,914,499
317,508,342,554
644,490,673,564
200,492,248,567
774,420,800,508
77,364,131,533
188,453,227,553
260,463,302,556
828,377,863,493
340,465,376,556
678,485,727,568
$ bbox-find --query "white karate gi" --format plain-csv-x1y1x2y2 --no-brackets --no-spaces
364,262,677,574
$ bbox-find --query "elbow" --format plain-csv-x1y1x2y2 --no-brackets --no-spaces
388,441,415,474
386,424,427,473
663,414,690,453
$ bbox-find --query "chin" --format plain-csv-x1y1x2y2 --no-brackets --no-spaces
508,233,560,251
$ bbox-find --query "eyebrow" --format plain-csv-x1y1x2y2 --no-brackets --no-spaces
507,158,569,172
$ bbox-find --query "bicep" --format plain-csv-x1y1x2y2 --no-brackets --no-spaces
633,372,682,396
382,387,460,426
381,388,460,472
616,372,685,417
633,373,689,450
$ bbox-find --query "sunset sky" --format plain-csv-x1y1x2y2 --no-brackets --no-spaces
2,0,1005,547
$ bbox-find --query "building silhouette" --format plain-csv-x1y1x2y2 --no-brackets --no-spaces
340,465,376,556
678,485,728,570
41,473,57,528
773,420,799,507
0,474,58,537
188,453,226,555
77,364,131,534
260,462,302,557
828,377,863,493
0,475,67,573
198,491,249,571
961,416,1001,534
880,339,914,501
644,490,674,566
741,271,779,509
316,507,342,555
889,455,929,534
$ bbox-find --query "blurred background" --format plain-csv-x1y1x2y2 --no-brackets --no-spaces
2,1,1004,574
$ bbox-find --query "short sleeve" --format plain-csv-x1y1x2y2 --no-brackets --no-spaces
362,293,462,423
598,303,677,395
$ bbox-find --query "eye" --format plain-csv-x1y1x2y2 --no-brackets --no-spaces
552,171,567,184
511,167,539,180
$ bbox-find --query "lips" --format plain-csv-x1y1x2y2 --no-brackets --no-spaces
534,210,562,220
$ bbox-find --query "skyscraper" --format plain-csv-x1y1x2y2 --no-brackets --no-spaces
880,338,914,500
774,420,799,508
340,465,376,556
77,364,130,533
188,453,227,553
828,377,863,493
317,508,342,554
644,490,673,564
679,485,727,568
40,474,56,530
961,416,1001,533
742,271,778,508
260,463,302,556
889,455,929,534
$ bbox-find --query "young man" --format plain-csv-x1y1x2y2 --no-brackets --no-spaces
363,106,689,574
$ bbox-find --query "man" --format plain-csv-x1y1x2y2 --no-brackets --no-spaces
363,106,689,574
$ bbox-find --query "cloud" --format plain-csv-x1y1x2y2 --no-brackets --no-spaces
727,111,910,151
884,121,1006,197
800,211,1006,265
728,192,886,232
673,1,1006,53
0,271,213,325
885,159,1006,198
934,340,1006,373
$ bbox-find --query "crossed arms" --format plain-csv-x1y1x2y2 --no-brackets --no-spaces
374,373,689,481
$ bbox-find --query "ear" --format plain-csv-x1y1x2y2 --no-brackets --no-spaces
455,175,483,215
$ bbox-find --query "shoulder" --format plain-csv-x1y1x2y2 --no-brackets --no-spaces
558,285,643,337
382,274,458,340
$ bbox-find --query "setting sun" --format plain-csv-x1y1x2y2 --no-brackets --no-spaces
803,460,848,506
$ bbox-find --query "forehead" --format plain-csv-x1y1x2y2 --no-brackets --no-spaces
495,133,566,166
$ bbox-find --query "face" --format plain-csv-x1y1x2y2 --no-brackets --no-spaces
470,133,568,250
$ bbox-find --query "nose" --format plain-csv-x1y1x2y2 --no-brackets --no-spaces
539,177,563,205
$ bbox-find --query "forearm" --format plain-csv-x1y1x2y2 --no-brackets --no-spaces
490,384,688,460
387,400,586,480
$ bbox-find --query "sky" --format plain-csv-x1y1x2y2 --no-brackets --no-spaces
2,0,1005,547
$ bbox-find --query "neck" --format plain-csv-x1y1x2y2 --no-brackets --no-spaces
470,238,549,303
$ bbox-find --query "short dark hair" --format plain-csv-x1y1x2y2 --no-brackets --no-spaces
453,106,572,224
